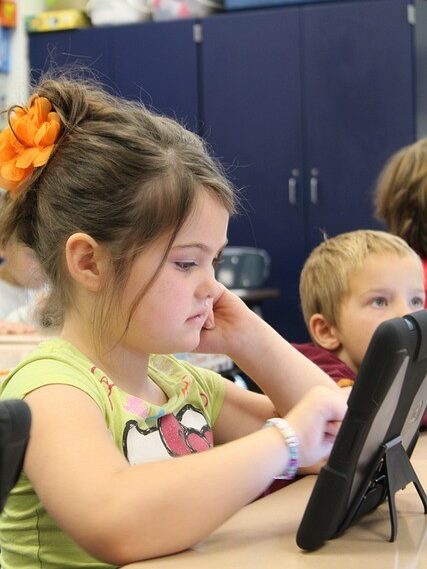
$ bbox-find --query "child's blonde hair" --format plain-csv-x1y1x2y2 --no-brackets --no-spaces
299,230,421,329
374,139,427,258
0,75,236,340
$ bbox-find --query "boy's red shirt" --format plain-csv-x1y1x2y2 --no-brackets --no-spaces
292,342,427,428
292,342,356,382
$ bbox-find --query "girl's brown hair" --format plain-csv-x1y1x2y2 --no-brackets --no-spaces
374,139,427,258
0,75,236,343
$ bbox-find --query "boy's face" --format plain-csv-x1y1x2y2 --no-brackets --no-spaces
334,253,425,373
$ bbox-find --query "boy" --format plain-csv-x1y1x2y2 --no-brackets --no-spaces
294,230,425,387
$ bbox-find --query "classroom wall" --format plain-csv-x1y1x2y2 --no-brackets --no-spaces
6,1,37,106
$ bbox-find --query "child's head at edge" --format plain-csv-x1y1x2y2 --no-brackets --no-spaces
299,230,425,372
374,138,427,259
0,75,237,347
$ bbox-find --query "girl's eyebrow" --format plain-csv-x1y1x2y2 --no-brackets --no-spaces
172,241,228,254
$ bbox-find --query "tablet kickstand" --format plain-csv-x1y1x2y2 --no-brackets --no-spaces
382,435,427,542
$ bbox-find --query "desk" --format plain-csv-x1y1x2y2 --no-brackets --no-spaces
122,434,427,569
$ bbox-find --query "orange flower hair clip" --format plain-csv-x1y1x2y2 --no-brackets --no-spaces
0,95,61,197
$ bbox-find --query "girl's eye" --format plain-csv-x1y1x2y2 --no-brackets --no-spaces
411,296,425,308
372,297,387,308
175,261,197,271
212,253,223,269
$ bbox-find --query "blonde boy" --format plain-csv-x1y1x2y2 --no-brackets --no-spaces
293,230,425,387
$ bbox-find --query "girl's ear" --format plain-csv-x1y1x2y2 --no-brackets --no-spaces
309,313,341,351
65,233,109,292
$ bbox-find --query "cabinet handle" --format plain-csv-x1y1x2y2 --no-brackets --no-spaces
288,177,297,205
310,168,319,205
288,168,299,205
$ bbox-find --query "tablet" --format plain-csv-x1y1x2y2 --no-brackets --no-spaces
296,309,427,551
0,399,31,512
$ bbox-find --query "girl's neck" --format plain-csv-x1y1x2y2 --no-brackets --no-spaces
60,317,166,404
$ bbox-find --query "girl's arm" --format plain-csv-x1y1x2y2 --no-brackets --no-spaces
198,287,340,419
24,382,345,565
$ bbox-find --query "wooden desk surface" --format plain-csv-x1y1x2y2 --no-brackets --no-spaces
122,434,427,569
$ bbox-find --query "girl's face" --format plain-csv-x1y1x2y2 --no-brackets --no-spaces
119,192,229,355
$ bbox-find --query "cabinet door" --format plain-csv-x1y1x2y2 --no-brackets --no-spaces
201,9,307,340
29,21,199,130
29,27,115,91
302,0,414,251
111,20,198,130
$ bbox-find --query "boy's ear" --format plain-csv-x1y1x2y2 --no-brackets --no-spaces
309,313,341,351
65,233,109,292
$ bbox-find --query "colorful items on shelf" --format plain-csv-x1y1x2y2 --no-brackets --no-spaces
0,27,10,73
0,1,16,28
26,9,91,32
152,0,222,21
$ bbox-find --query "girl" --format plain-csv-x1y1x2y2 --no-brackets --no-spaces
0,77,346,568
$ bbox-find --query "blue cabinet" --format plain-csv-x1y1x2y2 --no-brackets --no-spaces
28,0,415,341
29,26,114,88
302,0,414,252
201,8,308,340
110,20,199,131
29,20,199,130
201,0,414,340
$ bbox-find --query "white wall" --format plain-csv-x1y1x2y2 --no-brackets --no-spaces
6,1,46,107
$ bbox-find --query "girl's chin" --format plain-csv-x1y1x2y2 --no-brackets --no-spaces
172,336,201,355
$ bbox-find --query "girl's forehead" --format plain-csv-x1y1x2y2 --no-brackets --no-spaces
176,194,229,238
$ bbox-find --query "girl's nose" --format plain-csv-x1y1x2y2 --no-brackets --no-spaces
198,270,220,300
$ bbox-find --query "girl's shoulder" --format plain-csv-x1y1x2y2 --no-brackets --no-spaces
0,338,107,410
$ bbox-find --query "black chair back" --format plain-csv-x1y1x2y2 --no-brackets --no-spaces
0,400,31,512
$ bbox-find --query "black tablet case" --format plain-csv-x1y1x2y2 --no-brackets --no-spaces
0,399,31,512
296,310,427,551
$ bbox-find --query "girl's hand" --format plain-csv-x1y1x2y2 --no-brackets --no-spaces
283,386,347,468
196,285,253,355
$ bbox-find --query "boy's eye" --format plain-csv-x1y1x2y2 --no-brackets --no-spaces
371,297,387,308
175,261,197,271
411,296,425,308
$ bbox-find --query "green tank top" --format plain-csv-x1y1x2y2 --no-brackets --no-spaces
0,338,225,568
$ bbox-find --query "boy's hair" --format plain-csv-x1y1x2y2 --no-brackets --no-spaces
374,139,427,258
0,74,236,339
299,230,421,330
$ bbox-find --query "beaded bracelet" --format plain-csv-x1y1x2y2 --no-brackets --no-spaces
263,418,299,480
